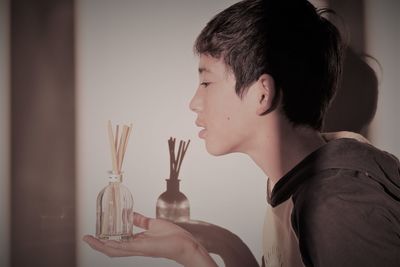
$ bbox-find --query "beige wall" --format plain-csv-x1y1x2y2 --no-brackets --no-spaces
0,0,10,266
366,0,400,158
76,1,265,266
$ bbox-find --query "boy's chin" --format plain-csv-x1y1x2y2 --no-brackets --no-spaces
205,141,233,156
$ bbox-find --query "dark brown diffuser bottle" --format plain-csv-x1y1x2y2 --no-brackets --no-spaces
156,138,190,222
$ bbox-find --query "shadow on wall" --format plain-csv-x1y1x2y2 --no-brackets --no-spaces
323,48,378,135
323,0,378,137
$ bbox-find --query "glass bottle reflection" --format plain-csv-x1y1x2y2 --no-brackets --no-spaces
96,172,134,240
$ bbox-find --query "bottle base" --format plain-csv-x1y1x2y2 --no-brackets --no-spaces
96,233,132,241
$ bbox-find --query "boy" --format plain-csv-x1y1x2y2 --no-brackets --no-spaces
84,0,400,266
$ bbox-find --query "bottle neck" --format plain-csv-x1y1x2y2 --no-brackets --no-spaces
166,179,180,193
109,172,123,183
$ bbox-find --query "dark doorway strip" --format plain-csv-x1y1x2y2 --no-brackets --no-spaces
11,0,76,266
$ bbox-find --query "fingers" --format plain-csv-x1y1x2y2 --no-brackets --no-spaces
83,235,105,247
83,234,157,259
130,212,180,232
103,240,146,257
132,212,152,230
83,235,143,257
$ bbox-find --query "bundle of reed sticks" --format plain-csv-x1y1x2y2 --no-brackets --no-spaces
168,137,190,180
101,121,133,237
107,120,133,174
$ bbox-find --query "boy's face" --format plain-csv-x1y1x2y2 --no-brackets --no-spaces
190,54,257,156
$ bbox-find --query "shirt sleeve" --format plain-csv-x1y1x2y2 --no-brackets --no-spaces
293,171,400,267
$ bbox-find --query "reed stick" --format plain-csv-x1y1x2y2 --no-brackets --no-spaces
168,138,190,180
176,140,190,177
169,138,174,179
115,125,119,152
108,121,133,174
121,124,132,169
108,121,118,174
117,126,128,172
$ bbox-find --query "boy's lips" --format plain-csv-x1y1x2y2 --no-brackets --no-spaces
195,119,205,128
198,128,207,139
195,120,207,139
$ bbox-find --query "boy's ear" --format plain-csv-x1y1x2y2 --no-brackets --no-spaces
255,74,278,116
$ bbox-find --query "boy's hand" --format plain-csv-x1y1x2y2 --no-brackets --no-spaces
83,212,217,267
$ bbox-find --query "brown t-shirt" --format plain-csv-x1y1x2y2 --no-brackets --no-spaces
267,138,400,267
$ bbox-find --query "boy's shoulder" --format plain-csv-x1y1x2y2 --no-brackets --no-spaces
297,138,399,199
289,139,400,267
270,137,400,207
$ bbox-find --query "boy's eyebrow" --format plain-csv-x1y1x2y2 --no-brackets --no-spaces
198,67,212,74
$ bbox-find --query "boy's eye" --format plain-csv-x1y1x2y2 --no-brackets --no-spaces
200,82,210,88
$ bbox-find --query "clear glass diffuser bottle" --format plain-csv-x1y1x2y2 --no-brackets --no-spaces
156,178,190,222
96,171,134,240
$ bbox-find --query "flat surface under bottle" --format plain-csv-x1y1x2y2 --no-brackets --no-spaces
96,233,132,241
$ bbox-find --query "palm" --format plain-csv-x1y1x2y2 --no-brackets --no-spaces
83,213,197,263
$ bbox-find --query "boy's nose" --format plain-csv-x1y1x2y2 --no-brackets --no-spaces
189,88,203,113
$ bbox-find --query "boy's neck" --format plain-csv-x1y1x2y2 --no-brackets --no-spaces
246,114,326,192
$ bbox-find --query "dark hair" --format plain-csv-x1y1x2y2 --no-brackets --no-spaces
194,0,343,130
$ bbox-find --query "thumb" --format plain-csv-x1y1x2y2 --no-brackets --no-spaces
131,212,151,230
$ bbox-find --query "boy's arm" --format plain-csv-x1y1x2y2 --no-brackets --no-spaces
177,220,260,267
